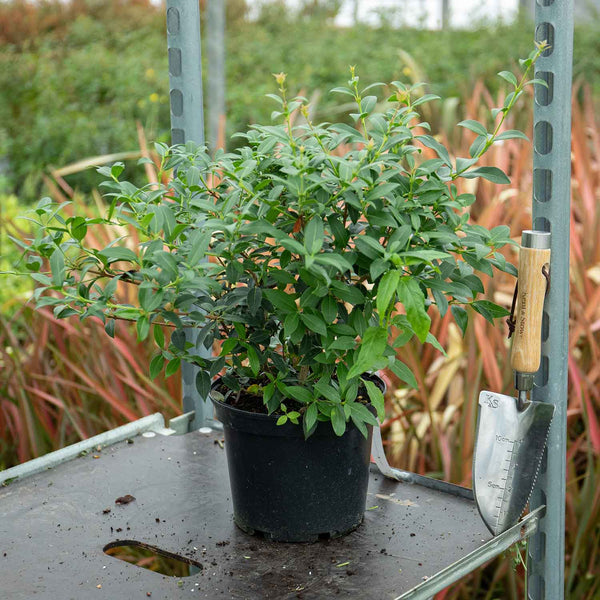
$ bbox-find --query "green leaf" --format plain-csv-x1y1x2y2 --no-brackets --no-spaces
276,415,288,426
303,403,318,438
154,251,178,279
328,336,357,351
330,281,365,305
411,93,441,107
331,405,347,436
314,379,341,403
350,411,368,439
304,215,324,255
495,130,529,142
349,402,378,427
451,305,469,335
247,287,263,316
376,270,400,318
471,300,510,323
165,357,181,378
320,296,338,323
245,344,260,376
284,312,301,338
416,135,452,167
149,354,165,380
136,315,150,341
50,249,65,287
458,120,488,136
425,331,447,356
397,249,451,263
361,95,378,114
313,253,353,273
355,235,385,258
300,313,327,337
363,379,385,421
498,70,518,87
195,370,212,399
389,359,418,389
469,136,487,158
99,246,139,264
70,217,87,242
188,230,210,265
397,278,431,343
284,386,313,404
186,165,201,187
111,162,125,179
455,157,478,173
101,277,117,301
278,237,306,256
347,326,388,379
366,182,400,201
104,319,116,338
461,167,511,184
138,283,155,312
153,324,165,348
264,289,298,313
431,288,448,317
330,86,354,97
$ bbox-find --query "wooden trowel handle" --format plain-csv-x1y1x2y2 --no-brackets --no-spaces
510,231,551,375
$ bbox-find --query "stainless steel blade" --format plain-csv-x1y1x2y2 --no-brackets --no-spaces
473,391,554,535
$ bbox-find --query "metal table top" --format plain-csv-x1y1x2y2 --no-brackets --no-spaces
0,426,530,600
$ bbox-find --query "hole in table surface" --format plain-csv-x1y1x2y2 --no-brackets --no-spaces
104,541,203,577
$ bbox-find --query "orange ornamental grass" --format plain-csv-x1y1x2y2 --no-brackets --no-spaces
377,81,598,599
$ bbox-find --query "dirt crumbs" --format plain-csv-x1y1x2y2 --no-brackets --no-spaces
115,495,136,505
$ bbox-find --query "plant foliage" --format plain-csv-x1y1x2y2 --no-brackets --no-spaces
14,47,545,437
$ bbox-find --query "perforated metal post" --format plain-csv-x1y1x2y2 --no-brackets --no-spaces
166,0,212,429
206,0,226,153
166,0,204,146
529,1,573,598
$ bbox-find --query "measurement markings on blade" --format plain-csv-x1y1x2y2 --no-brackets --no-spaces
492,446,512,526
494,440,520,532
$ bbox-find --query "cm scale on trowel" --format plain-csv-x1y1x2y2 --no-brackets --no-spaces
473,230,555,536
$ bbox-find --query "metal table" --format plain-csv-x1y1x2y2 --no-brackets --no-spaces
0,414,538,600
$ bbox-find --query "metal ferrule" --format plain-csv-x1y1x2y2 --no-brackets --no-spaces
521,230,551,249
515,371,535,392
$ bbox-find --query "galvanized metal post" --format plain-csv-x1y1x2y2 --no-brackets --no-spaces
166,0,212,429
206,0,226,153
529,1,573,598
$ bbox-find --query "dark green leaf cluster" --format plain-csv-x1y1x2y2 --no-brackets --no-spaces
17,51,546,436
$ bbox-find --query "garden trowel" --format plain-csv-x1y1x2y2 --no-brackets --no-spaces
473,230,555,536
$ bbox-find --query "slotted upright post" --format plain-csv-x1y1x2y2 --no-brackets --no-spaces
166,0,212,429
206,0,226,153
529,1,573,598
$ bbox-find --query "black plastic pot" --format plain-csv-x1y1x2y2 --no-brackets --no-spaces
211,378,382,543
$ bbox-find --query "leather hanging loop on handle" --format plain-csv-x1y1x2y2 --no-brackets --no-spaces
510,231,551,375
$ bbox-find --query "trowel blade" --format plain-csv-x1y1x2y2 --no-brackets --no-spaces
473,391,554,536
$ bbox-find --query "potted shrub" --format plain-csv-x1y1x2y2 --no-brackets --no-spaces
15,46,545,542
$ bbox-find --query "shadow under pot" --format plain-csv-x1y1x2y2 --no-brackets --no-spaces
210,375,384,543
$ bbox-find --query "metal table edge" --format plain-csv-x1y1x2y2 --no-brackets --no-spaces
394,506,543,600
0,412,182,486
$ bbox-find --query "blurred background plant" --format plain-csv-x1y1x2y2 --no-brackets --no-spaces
0,0,598,598
2,0,600,200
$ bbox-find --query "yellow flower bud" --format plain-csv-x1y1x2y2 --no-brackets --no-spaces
273,72,287,86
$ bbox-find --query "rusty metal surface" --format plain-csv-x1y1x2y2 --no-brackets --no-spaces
0,430,491,599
